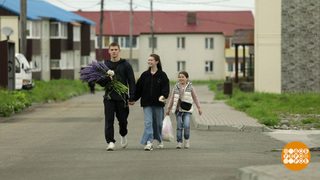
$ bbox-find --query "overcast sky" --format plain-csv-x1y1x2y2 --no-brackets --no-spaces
43,0,255,13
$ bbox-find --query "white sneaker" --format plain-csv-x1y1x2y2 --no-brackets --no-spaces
157,141,164,149
184,139,190,148
144,141,153,151
121,136,128,148
176,142,182,149
107,142,115,151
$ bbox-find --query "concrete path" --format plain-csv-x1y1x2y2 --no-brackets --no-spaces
190,85,320,180
192,85,269,132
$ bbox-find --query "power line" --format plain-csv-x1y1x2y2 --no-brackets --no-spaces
43,0,101,10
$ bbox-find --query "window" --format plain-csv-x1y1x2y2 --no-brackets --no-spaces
239,63,243,73
50,60,60,69
127,59,139,72
225,37,235,48
61,23,68,38
67,52,74,69
81,56,90,67
148,37,157,49
177,37,185,49
50,23,59,37
15,58,21,73
205,61,214,73
205,37,214,49
31,55,41,72
73,26,81,41
113,36,137,48
50,22,68,38
177,61,186,71
27,21,41,38
227,63,233,72
90,25,96,40
104,36,110,48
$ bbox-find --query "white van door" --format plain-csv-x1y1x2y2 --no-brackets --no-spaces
15,57,23,90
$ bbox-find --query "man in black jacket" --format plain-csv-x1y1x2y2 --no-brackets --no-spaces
98,42,136,151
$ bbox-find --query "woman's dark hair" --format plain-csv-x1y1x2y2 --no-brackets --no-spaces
149,54,162,71
179,71,189,78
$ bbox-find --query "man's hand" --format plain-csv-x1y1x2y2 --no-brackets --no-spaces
128,101,135,105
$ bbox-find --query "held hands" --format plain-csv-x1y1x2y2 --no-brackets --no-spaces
128,100,135,106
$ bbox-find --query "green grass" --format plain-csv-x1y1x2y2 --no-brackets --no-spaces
0,90,31,117
23,79,89,102
208,80,320,127
208,80,232,100
0,79,89,117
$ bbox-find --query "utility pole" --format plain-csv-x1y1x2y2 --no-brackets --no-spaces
129,0,133,61
98,0,104,61
150,0,154,53
20,0,27,56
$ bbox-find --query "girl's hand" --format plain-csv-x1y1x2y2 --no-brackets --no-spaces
198,108,202,116
166,109,170,115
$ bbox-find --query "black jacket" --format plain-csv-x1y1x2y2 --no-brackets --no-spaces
98,59,136,101
134,69,170,107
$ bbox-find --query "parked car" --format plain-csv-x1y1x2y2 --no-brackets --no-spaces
15,53,34,90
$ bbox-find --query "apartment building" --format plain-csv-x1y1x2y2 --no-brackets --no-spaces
75,10,254,81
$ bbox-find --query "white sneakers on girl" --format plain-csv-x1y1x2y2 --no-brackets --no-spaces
144,141,153,151
176,142,182,149
184,139,190,148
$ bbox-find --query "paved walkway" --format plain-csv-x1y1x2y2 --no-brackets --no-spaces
192,85,320,180
192,85,270,132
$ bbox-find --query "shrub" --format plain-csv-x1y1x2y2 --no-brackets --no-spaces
0,79,89,117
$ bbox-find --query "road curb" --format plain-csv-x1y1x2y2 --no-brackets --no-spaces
192,115,273,132
236,162,320,180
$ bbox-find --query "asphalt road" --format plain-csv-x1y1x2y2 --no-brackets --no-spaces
0,91,308,180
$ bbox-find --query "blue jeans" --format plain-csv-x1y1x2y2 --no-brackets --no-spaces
141,106,164,145
175,111,191,143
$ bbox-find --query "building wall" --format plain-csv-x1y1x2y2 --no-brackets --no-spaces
281,0,320,93
254,0,282,93
138,34,226,81
0,16,19,53
225,47,251,78
74,50,81,79
41,20,51,81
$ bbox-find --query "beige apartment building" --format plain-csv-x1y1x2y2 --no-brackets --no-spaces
255,0,319,93
76,11,254,81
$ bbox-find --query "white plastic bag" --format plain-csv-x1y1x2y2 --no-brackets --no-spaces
162,115,174,142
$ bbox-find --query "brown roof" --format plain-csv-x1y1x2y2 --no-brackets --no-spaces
74,11,254,36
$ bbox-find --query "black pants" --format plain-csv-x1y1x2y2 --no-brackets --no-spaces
103,99,129,143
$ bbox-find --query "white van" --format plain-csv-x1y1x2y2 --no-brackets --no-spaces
15,53,34,90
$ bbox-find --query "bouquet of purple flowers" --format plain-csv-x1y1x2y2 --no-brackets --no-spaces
80,61,128,100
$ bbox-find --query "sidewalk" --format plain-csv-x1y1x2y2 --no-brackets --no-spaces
192,85,271,132
192,85,320,180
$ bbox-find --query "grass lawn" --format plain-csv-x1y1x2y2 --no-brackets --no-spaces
208,81,320,129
